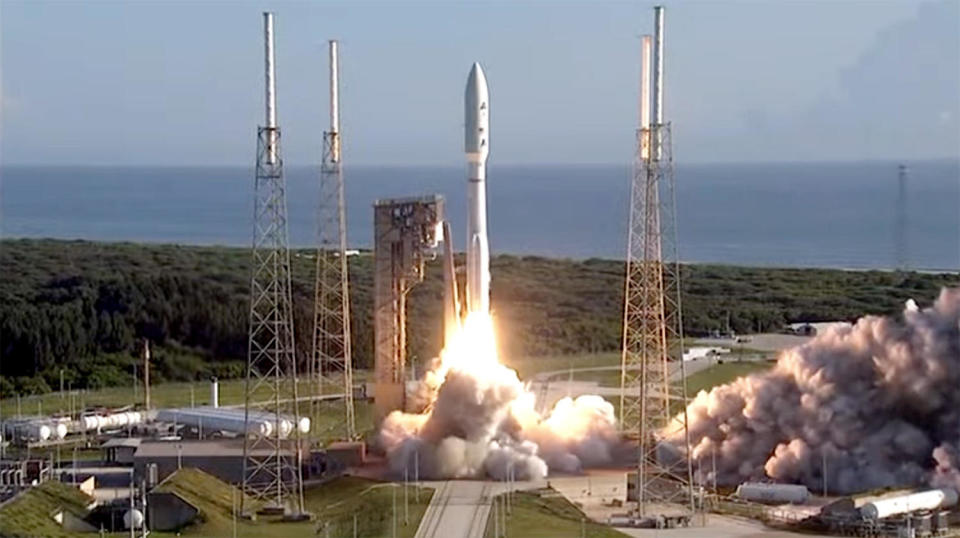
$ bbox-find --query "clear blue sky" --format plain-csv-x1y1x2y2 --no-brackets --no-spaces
1,0,957,166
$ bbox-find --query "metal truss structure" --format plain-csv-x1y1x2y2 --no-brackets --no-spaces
310,40,356,442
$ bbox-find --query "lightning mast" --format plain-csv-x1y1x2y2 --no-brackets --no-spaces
895,164,908,272
242,12,305,515
619,5,695,518
311,39,357,441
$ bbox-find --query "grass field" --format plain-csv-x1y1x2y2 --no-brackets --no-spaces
146,471,433,538
485,489,628,538
685,360,773,396
502,352,621,379
0,375,376,438
1,351,621,422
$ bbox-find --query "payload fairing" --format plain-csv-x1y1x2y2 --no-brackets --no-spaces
464,62,491,314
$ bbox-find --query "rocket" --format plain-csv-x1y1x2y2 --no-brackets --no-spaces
464,62,491,314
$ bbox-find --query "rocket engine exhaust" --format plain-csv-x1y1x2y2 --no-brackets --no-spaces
675,287,960,494
377,64,623,481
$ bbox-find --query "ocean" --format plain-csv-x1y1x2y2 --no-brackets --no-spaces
1,160,958,271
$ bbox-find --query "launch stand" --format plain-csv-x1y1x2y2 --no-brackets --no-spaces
372,196,444,419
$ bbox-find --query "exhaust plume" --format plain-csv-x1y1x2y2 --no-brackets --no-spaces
379,312,621,480
677,287,960,494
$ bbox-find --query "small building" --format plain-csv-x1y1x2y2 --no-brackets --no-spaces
147,491,200,531
787,321,851,337
327,441,366,468
102,438,142,465
133,439,323,486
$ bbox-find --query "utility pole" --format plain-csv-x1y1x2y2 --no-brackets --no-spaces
822,450,828,497
143,340,151,411
403,466,409,525
895,164,909,272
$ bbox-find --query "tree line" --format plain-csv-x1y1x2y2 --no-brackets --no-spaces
1,239,954,396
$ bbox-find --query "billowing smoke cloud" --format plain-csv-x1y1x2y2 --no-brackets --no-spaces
379,313,621,480
677,287,960,494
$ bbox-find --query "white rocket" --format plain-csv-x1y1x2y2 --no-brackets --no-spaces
464,62,491,314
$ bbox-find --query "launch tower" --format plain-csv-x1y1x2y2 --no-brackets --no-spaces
310,40,357,442
242,12,306,516
619,5,695,519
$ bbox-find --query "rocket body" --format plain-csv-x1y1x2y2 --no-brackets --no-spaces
464,63,490,314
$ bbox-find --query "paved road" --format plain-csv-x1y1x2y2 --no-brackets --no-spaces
415,481,492,538
414,479,546,538
531,357,717,413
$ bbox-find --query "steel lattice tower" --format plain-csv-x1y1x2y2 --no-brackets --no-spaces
242,12,305,515
619,6,694,518
311,40,356,441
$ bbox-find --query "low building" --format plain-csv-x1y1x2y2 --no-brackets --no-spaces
132,439,324,486
787,321,851,337
102,437,141,465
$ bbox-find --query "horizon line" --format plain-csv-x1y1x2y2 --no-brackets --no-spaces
2,156,958,169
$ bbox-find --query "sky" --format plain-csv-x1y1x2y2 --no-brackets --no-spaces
1,0,958,166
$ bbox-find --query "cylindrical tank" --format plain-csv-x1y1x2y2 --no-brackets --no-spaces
82,416,99,431
36,424,52,441
147,464,159,488
859,488,959,520
736,482,810,504
298,417,311,434
210,378,219,408
54,423,68,440
278,419,293,439
123,509,144,529
153,408,273,437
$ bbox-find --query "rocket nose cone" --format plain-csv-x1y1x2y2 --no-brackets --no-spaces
465,63,488,104
465,62,489,155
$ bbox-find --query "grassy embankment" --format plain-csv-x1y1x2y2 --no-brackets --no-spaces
0,469,433,538
150,470,433,538
0,480,96,538
484,489,629,538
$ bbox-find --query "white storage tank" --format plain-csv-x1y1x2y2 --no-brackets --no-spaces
859,488,958,520
210,378,219,408
736,482,810,504
123,508,144,529
298,417,311,434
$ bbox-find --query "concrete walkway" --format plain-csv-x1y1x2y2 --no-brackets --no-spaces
414,480,492,538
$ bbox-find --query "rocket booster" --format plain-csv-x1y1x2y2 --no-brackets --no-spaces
465,63,490,314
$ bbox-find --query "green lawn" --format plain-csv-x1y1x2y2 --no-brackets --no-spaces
685,361,773,397
0,375,376,438
485,489,628,538
304,476,433,538
148,471,433,538
502,352,621,379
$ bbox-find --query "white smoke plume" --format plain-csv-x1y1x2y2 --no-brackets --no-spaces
677,287,960,494
379,312,621,480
